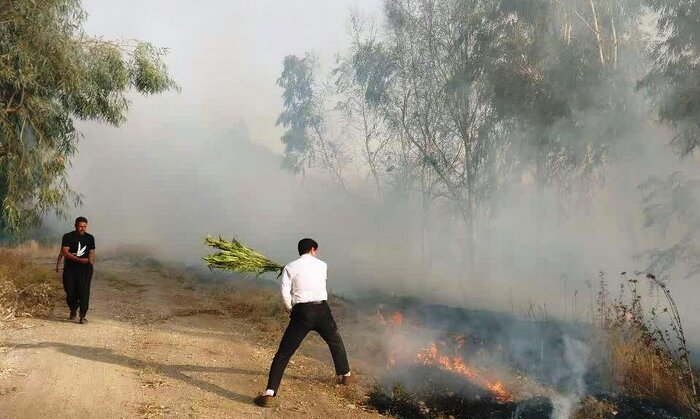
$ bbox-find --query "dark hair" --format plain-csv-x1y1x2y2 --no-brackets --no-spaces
298,238,318,255
75,216,88,225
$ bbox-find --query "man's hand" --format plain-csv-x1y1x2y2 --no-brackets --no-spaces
80,258,90,265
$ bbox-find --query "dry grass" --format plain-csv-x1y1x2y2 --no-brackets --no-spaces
573,396,617,419
210,285,284,319
594,273,699,415
137,402,169,418
0,247,61,320
606,329,696,411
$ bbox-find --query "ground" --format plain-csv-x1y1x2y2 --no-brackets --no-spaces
0,256,384,419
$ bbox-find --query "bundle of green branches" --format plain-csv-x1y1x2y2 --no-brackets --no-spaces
203,235,283,278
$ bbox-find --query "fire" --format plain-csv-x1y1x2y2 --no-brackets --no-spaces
486,382,509,401
415,343,512,402
384,310,404,367
391,311,403,326
381,310,511,402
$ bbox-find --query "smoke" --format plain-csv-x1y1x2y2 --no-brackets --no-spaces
46,0,700,363
550,337,592,419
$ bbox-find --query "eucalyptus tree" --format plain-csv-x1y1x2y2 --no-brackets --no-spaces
638,0,700,279
369,0,524,262
0,0,177,238
276,54,350,191
493,0,647,194
333,13,393,197
640,0,700,156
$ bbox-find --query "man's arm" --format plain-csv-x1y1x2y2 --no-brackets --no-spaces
61,246,88,264
55,253,63,273
88,249,95,266
280,267,293,312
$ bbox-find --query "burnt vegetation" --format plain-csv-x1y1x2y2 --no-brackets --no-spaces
364,273,698,418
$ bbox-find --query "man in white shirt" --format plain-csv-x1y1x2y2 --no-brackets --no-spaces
254,238,352,407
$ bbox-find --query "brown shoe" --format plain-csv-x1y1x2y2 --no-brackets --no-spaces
253,394,276,408
339,374,354,385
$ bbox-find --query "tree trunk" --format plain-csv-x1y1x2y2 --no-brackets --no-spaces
362,105,383,197
589,0,605,65
420,163,431,275
465,186,477,270
611,17,618,68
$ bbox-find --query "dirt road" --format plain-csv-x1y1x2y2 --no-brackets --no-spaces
0,258,384,418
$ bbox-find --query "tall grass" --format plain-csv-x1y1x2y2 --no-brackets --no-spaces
0,248,60,319
593,272,699,415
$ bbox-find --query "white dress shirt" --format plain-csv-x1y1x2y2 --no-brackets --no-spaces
280,254,328,310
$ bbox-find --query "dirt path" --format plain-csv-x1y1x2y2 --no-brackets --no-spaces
0,258,384,418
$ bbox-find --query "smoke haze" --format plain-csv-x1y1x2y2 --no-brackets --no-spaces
49,0,700,352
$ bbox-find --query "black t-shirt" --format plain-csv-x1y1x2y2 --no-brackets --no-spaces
61,231,96,271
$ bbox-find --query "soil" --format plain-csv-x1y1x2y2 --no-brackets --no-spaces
0,257,385,419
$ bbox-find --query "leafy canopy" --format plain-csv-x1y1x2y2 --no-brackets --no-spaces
0,0,178,238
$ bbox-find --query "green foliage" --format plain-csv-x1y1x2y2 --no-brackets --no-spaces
293,0,648,242
639,0,700,156
494,0,646,189
202,235,283,278
639,173,700,278
0,0,178,238
277,53,350,188
636,0,700,282
276,54,318,172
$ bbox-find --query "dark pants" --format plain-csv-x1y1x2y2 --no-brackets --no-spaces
62,264,93,317
266,301,350,394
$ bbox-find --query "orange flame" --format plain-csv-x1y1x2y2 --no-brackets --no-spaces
391,311,403,326
384,311,403,367
415,343,511,402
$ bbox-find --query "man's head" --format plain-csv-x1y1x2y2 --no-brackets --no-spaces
74,216,88,236
298,238,318,256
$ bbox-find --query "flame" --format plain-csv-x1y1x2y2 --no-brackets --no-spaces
391,311,403,326
415,343,512,402
384,310,403,367
381,310,512,402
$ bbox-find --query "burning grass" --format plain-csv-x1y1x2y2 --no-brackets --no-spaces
362,275,698,418
414,342,511,402
365,307,552,418
0,247,61,320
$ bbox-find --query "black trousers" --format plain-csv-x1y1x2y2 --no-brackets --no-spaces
266,301,350,393
62,264,93,317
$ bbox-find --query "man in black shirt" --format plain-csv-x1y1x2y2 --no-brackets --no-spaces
61,216,96,324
